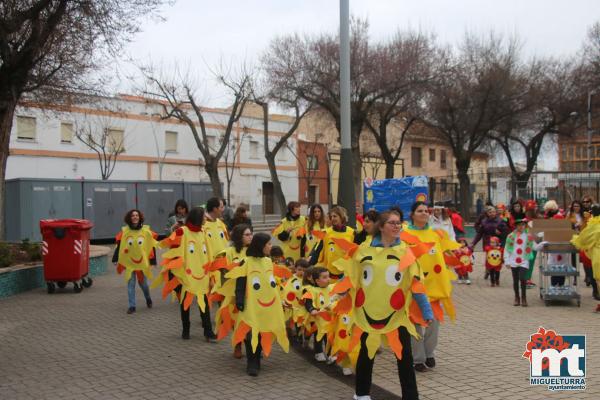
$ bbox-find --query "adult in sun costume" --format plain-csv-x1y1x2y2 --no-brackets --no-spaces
112,209,157,314
572,204,600,312
305,204,327,257
273,201,307,261
404,201,460,373
310,206,355,281
154,207,217,341
218,233,290,377
331,210,433,400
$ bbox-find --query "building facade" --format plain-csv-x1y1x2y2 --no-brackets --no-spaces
8,95,300,216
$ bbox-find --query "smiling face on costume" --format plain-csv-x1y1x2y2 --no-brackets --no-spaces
487,249,502,267
352,247,412,333
180,230,211,291
283,276,303,305
120,231,149,266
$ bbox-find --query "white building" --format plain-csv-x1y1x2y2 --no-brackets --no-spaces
8,94,299,216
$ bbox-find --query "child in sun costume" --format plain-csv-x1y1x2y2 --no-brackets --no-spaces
216,233,290,377
571,206,600,312
484,236,504,287
310,206,355,281
302,267,335,362
153,207,217,341
331,210,433,399
112,209,157,314
453,238,473,284
282,259,310,330
273,201,307,261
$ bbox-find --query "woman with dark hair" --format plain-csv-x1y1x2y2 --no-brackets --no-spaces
405,201,460,373
507,201,526,232
158,207,217,341
471,206,508,249
230,232,288,376
568,200,584,233
273,201,306,261
228,205,253,231
354,209,380,245
166,199,189,234
305,204,326,256
112,209,157,314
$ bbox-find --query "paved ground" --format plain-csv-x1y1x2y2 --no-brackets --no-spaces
0,252,598,400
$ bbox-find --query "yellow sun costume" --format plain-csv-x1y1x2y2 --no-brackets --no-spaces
402,226,460,321
217,257,290,356
327,304,359,368
305,222,326,258
152,226,213,311
203,218,229,289
314,226,355,278
282,276,308,326
302,284,335,341
572,215,600,281
331,237,432,359
115,225,158,282
273,216,307,261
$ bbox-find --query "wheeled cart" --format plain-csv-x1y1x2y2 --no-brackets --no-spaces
538,242,581,307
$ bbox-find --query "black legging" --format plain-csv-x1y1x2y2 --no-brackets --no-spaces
244,332,262,370
179,295,213,337
490,270,500,284
355,326,418,399
511,267,528,299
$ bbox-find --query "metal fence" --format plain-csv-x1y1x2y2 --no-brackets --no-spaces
429,170,600,218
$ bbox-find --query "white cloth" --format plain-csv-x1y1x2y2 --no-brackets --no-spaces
428,215,456,241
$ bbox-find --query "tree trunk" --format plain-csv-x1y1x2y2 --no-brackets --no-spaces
204,158,223,198
0,103,16,240
456,156,472,219
384,155,395,179
266,153,287,217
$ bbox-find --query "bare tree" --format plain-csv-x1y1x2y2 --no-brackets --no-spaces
424,33,525,217
263,19,393,202
253,98,311,216
75,112,128,180
365,31,436,178
0,0,169,238
489,58,585,198
140,63,252,198
223,128,248,206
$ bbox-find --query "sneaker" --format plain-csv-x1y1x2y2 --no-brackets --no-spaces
146,298,153,308
326,355,337,365
204,332,217,343
521,299,528,307
353,395,372,400
315,352,327,362
425,357,436,368
414,363,428,372
127,307,136,314
342,367,353,376
465,279,471,285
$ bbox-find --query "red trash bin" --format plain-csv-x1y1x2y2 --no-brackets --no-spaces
40,219,94,294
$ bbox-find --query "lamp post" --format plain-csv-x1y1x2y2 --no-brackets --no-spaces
339,0,356,225
587,90,597,173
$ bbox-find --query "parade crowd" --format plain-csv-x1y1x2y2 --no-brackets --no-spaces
111,196,600,400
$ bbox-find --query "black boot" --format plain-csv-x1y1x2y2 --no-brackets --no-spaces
182,321,190,340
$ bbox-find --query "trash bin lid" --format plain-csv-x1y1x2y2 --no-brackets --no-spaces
40,219,94,230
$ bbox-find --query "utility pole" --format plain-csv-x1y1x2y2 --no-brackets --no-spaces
339,0,356,225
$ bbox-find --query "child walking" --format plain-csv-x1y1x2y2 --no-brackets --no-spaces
303,266,333,362
454,238,473,284
484,236,504,287
504,219,544,307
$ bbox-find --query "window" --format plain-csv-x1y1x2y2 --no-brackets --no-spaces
307,155,318,171
165,131,177,152
429,148,436,162
17,116,36,140
411,147,422,168
250,141,259,159
60,122,73,143
440,149,447,169
107,128,125,153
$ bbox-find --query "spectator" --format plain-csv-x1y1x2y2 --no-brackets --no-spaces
222,200,234,228
471,206,508,250
165,199,189,234
229,205,252,231
507,201,526,232
429,206,456,241
448,207,465,238
568,200,584,233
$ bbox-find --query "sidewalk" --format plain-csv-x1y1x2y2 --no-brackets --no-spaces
0,252,598,399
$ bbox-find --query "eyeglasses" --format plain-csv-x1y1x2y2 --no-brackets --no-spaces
583,200,591,203
385,221,402,226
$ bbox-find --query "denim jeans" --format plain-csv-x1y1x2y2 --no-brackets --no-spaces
127,275,151,308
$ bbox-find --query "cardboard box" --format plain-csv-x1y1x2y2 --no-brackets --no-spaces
529,219,575,243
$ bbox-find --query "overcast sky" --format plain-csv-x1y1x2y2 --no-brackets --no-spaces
117,0,600,169
119,0,600,94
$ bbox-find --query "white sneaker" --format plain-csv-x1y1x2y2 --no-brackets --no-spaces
342,367,353,376
326,355,337,364
315,352,326,362
353,395,371,400
465,279,471,285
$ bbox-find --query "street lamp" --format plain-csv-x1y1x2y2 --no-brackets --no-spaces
587,90,597,172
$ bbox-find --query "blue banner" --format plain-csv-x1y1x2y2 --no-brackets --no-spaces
363,176,429,216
